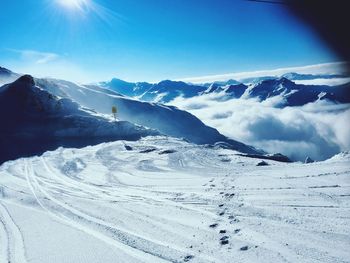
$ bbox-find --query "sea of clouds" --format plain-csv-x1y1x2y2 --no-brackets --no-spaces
171,92,350,161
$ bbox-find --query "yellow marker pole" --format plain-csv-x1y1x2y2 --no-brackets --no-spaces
112,106,117,121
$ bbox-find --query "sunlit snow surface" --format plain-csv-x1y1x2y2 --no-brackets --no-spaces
0,136,349,263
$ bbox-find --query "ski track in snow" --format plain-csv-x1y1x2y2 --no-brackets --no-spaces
0,202,27,263
0,136,349,263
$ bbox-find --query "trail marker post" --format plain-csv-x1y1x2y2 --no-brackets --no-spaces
112,106,117,121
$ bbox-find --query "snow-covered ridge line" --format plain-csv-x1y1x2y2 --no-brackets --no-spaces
0,75,159,164
0,73,265,164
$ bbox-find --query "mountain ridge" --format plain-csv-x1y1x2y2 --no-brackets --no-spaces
0,75,159,163
99,74,350,106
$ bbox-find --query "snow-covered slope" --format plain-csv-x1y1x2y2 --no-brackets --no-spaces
0,137,349,263
35,78,260,154
0,75,159,164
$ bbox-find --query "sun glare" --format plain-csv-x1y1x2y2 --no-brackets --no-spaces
57,0,90,11
53,0,121,26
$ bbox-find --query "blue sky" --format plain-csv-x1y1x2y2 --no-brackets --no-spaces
0,0,338,82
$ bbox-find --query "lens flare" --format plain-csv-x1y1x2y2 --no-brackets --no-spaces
57,0,90,11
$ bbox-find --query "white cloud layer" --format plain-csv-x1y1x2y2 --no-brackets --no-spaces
170,93,350,161
179,62,349,84
294,77,350,86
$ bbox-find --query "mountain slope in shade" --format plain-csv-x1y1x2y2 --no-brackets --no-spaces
35,78,262,155
0,75,159,164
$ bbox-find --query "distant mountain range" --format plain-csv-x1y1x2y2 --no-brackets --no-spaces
100,73,350,106
99,79,207,102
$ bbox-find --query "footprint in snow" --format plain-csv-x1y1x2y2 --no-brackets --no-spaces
240,246,249,251
221,240,229,245
139,148,157,153
220,236,229,245
159,149,177,155
184,255,194,262
124,145,133,151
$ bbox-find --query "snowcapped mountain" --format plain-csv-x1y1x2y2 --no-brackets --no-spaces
33,77,261,155
1,65,348,164
101,79,207,103
243,77,350,106
99,74,350,106
0,75,159,163
139,80,206,102
0,69,349,263
0,67,264,164
100,78,153,97
182,77,350,107
202,79,241,87
203,83,248,99
203,83,223,94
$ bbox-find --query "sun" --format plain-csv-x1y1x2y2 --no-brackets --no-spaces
57,0,91,11
53,0,119,24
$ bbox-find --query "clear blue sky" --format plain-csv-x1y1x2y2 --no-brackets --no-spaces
0,0,338,82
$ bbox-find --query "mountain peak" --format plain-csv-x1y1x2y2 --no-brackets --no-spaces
158,80,185,86
279,77,292,83
14,74,35,86
110,78,132,85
